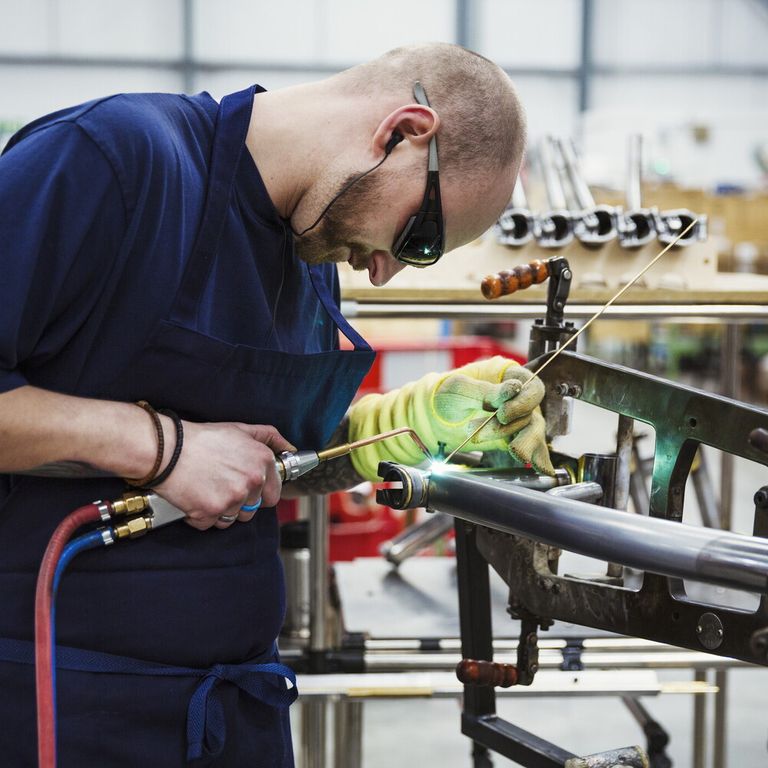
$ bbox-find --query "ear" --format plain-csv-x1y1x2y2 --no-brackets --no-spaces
372,104,440,157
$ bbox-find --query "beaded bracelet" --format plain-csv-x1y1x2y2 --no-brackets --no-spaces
145,408,184,487
124,400,165,487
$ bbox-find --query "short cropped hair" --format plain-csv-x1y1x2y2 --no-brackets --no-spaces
339,43,526,182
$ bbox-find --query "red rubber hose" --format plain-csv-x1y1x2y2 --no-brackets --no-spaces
34,503,104,768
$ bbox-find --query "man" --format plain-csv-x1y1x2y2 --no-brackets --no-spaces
0,43,545,766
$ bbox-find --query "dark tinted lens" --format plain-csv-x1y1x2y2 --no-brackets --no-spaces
396,226,443,266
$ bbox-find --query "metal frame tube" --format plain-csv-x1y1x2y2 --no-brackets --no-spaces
387,468,768,594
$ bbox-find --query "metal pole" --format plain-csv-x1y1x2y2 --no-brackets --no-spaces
541,136,568,210
414,470,768,594
455,0,474,48
714,668,729,768
301,698,327,768
309,494,330,654
301,494,331,768
608,415,635,578
614,415,634,512
691,449,721,529
705,323,739,768
626,135,644,211
181,0,195,93
578,0,594,113
334,699,364,768
719,324,741,530
692,669,708,768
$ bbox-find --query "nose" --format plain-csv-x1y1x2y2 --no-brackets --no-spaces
369,251,407,286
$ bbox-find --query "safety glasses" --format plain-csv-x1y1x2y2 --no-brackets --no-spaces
391,82,445,267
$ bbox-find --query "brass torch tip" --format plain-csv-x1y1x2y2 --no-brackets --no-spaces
316,428,433,465
317,444,352,462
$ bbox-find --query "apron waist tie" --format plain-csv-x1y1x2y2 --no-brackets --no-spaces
0,637,298,762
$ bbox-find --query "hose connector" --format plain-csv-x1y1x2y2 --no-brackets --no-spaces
113,513,153,540
109,492,152,517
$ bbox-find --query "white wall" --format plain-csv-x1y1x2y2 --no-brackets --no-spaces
1,0,767,185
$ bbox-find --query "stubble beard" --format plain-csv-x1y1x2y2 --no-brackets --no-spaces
292,170,382,270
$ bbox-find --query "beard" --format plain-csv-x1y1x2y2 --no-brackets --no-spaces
292,168,384,270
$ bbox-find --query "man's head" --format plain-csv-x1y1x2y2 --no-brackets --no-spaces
290,43,526,285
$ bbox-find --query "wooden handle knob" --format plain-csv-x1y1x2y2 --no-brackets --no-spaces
481,259,551,300
456,659,519,688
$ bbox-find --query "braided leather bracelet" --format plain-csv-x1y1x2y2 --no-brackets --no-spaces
124,400,165,487
145,408,184,487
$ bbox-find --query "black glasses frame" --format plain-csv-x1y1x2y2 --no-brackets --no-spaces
391,82,445,267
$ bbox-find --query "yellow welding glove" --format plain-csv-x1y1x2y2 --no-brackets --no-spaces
348,356,554,481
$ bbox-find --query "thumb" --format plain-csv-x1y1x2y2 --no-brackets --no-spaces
236,423,297,452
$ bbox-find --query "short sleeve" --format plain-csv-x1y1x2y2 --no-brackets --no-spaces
0,122,127,393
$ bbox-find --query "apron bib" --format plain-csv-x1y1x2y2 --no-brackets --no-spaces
0,85,374,767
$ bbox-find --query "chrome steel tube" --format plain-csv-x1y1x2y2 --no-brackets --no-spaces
546,482,603,503
382,511,454,565
541,135,567,210
626,134,643,211
559,139,595,209
339,301,768,322
399,468,768,594
614,415,634,512
511,177,528,209
301,698,327,768
308,494,329,652
334,700,363,768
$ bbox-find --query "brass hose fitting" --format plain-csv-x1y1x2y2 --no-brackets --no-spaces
110,492,152,517
113,513,153,540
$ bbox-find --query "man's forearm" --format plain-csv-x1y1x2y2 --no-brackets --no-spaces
0,385,165,479
282,416,365,496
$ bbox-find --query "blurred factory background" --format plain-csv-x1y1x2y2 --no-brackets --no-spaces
3,0,767,386
2,0,768,190
3,2,768,767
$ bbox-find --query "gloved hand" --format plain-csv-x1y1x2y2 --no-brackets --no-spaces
348,356,553,481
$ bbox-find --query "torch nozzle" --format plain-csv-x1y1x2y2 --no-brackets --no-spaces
317,427,433,463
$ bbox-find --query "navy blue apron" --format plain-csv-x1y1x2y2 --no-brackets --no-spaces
0,85,374,767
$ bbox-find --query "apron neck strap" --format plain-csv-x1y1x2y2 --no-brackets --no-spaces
307,264,371,352
174,85,263,325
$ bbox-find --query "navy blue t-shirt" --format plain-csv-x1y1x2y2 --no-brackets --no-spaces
0,90,343,666
0,90,339,400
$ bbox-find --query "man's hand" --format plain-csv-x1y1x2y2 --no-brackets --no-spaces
432,362,544,448
347,356,554,480
0,386,295,530
155,422,295,530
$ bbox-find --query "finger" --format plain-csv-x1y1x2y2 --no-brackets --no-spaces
184,513,215,531
496,380,545,424
469,413,532,445
502,366,534,383
261,468,283,507
482,379,522,411
236,423,297,452
237,497,262,522
436,374,493,402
